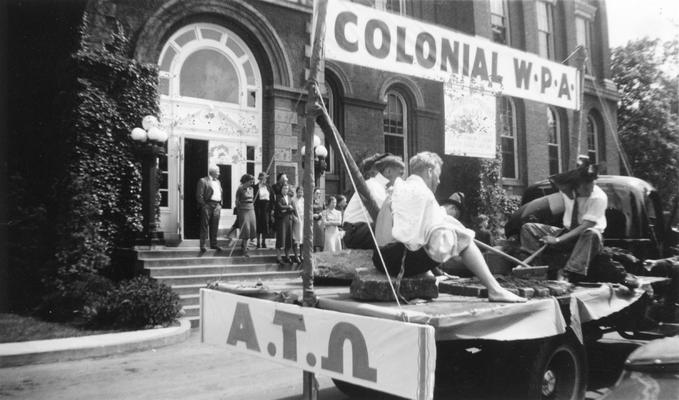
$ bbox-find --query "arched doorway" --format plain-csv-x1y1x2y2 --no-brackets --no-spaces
157,23,262,239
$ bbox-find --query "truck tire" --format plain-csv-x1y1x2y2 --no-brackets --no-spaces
518,334,587,400
503,333,587,400
331,379,403,399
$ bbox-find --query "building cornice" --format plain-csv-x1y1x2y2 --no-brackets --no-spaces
344,97,387,110
575,0,597,20
415,108,441,119
583,77,619,101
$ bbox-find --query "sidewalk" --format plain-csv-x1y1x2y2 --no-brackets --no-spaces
0,318,191,368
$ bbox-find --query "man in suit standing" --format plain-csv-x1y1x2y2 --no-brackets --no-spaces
197,165,224,252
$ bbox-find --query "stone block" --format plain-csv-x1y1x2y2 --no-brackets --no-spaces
517,287,535,299
350,268,438,301
438,280,487,297
313,250,374,284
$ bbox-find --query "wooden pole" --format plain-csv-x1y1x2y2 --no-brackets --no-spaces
315,106,381,220
301,1,327,398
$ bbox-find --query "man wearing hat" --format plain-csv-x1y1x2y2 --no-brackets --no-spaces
520,160,607,279
343,153,405,249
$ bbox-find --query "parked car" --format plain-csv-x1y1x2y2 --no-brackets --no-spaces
506,175,679,260
601,335,679,400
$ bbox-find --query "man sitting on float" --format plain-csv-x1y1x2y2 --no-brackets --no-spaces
373,151,526,303
520,158,607,281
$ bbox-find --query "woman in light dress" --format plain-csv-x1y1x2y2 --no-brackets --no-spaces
322,196,343,252
291,186,304,263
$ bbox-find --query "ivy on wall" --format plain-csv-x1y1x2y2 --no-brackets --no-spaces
41,17,162,320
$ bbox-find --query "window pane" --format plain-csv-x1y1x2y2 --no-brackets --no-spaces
536,2,549,31
180,49,240,103
490,0,505,16
385,135,404,159
549,145,559,175
175,30,196,47
576,18,586,47
159,77,170,95
160,190,168,208
201,28,222,42
243,61,255,86
226,37,245,58
160,47,176,72
246,145,255,161
502,137,516,179
547,109,558,144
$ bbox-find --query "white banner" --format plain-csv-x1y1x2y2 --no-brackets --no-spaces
324,0,580,110
444,81,497,158
200,289,436,400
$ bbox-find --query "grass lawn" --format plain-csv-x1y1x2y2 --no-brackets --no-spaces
0,313,117,343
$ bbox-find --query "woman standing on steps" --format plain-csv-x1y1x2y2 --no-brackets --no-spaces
274,182,296,264
253,172,272,248
291,186,305,264
322,195,343,252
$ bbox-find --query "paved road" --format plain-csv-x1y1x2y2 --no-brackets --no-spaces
0,329,639,400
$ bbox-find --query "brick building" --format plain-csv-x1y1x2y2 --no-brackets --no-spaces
30,0,621,241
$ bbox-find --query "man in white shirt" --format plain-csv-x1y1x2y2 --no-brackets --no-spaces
374,151,526,303
196,165,224,252
520,162,607,279
343,154,405,249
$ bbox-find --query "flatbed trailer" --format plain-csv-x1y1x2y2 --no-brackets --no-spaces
200,276,670,400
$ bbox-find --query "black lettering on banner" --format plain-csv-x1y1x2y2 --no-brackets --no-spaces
540,66,552,94
365,19,390,59
557,73,571,100
335,11,358,52
440,38,459,74
462,43,470,76
226,302,261,351
513,58,532,89
396,26,413,64
415,31,436,69
321,322,377,382
490,51,503,84
471,47,489,81
273,310,306,362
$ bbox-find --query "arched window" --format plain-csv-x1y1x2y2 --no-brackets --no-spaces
500,97,518,180
586,113,599,164
547,107,561,175
383,91,407,163
158,24,261,111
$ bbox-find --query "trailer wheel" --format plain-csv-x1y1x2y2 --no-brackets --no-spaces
515,334,587,400
331,379,402,399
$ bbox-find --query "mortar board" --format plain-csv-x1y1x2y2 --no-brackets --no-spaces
440,192,465,209
549,162,598,187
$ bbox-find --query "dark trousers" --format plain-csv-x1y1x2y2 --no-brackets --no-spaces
372,242,438,277
200,202,221,247
343,222,375,249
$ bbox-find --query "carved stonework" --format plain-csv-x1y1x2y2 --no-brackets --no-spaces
159,100,260,138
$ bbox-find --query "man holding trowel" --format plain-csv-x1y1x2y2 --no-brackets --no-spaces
520,158,607,281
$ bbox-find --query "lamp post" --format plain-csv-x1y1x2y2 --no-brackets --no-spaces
301,134,328,187
130,115,168,247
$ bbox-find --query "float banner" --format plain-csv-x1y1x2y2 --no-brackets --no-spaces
325,0,580,110
200,289,436,400
444,82,497,158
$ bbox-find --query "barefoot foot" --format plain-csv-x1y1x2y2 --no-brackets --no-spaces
488,288,527,303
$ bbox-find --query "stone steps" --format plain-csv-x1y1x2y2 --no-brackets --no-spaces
138,243,298,328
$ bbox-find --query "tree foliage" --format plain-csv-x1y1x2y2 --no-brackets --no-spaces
611,37,679,205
